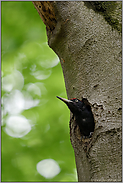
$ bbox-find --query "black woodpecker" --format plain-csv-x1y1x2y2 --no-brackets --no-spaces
56,96,95,137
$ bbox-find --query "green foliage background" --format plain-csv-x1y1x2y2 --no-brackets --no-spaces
1,2,77,182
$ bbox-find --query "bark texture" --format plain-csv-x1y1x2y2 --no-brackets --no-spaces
33,1,122,181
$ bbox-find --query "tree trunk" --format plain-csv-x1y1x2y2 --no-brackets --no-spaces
32,1,122,181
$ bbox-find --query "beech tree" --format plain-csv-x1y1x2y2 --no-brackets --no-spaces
32,1,122,181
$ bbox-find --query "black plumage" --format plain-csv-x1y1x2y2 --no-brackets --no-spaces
56,96,95,137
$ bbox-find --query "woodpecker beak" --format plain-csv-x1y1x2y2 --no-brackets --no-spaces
56,96,73,104
56,96,77,114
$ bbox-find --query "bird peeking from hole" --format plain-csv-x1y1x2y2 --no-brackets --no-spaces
56,96,95,138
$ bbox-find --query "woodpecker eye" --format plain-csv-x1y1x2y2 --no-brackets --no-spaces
75,99,78,102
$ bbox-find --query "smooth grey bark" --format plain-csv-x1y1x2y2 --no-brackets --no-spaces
33,1,122,182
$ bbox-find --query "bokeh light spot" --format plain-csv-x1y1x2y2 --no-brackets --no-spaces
5,115,31,138
36,159,61,179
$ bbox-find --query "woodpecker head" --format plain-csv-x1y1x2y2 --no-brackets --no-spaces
56,96,91,115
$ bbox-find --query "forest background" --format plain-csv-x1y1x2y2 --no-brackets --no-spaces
1,1,77,182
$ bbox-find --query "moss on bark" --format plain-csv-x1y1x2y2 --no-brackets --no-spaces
85,1,122,33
